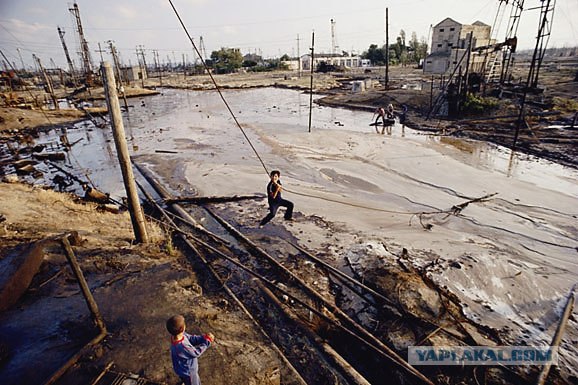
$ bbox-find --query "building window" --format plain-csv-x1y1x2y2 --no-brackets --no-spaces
450,27,455,31
448,43,453,47
453,61,457,64
437,44,442,47
439,28,445,32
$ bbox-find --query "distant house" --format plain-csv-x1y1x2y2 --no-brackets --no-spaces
120,65,147,82
301,53,363,71
423,18,494,75
243,53,263,65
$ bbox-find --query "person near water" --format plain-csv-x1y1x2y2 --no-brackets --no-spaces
166,315,214,385
400,104,408,125
259,170,294,227
386,103,395,119
373,107,386,127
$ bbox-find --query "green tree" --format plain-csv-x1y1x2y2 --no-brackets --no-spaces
210,47,243,74
362,44,386,65
409,32,428,64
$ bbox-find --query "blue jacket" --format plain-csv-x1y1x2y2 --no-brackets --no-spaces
170,332,211,378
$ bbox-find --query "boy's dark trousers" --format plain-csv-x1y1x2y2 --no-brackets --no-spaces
260,199,293,225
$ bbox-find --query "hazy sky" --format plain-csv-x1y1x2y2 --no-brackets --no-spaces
1,0,576,69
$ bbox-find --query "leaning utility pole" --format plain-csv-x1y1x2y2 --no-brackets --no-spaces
101,62,149,243
108,40,129,112
69,2,94,84
57,26,77,86
153,50,162,86
33,54,59,110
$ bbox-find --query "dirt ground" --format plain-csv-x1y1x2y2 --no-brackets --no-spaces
1,62,577,385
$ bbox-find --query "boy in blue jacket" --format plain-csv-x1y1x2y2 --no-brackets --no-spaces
166,315,214,385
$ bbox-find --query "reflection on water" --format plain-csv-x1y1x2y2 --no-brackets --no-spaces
22,87,577,199
432,134,577,195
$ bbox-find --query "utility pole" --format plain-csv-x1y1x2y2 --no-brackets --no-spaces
33,54,59,110
101,62,149,244
385,8,389,88
69,2,93,85
182,53,186,80
308,31,315,133
153,50,162,86
57,27,76,86
297,34,301,77
109,40,128,112
136,47,145,88
96,42,106,65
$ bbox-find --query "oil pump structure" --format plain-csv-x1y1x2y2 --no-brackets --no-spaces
428,0,557,118
69,2,96,85
57,26,77,87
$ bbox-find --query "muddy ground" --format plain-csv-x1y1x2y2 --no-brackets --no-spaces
1,62,577,385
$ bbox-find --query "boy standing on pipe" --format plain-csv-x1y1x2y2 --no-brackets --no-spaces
259,170,294,227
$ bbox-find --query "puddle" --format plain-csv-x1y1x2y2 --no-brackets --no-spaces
4,87,577,201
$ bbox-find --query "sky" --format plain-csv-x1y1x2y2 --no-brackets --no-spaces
0,0,576,70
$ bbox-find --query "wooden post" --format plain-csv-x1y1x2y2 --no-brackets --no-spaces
536,287,576,385
101,62,149,243
34,54,59,110
308,31,315,133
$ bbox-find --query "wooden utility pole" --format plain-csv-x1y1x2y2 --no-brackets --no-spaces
101,62,149,243
154,50,162,86
182,53,186,80
308,31,315,133
34,54,59,110
385,8,389,88
108,41,128,113
297,34,301,77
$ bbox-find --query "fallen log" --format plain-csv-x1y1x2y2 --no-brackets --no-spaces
33,152,66,161
165,193,265,205
0,241,49,312
154,149,179,154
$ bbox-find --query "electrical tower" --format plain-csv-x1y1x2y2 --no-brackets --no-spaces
57,26,76,85
69,2,94,84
